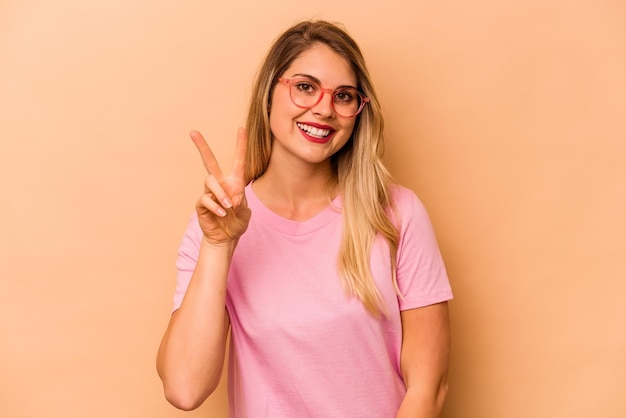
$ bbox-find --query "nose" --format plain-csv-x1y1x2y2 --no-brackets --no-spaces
311,89,336,118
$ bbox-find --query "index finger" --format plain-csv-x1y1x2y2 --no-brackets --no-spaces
189,130,223,178
231,127,248,181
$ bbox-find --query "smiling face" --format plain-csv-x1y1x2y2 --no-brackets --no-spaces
268,43,358,169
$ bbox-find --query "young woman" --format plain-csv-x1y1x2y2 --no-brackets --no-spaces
157,20,453,418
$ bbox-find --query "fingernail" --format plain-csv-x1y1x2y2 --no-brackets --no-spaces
217,208,227,217
222,198,232,208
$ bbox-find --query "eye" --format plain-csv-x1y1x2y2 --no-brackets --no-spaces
334,89,357,103
294,81,319,95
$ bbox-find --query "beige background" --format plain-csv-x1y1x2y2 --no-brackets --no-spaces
1,0,625,417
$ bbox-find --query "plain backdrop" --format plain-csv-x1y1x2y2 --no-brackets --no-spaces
1,0,625,417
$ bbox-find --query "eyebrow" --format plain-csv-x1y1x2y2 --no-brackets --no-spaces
290,73,358,90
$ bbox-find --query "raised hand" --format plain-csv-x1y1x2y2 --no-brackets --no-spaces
190,128,251,245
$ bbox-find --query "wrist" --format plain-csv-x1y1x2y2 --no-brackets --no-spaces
200,237,238,253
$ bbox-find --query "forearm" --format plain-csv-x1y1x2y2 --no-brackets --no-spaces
397,303,450,418
156,240,235,410
396,383,448,418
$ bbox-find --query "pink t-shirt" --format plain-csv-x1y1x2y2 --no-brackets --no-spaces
173,184,452,417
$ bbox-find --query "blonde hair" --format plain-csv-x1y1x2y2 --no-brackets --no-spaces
245,21,399,317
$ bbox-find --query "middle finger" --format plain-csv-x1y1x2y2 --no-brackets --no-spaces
204,175,233,209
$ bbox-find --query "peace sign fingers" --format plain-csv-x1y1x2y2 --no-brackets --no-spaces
231,127,248,185
189,130,224,178
189,128,252,244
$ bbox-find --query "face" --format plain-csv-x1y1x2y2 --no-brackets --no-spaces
268,43,358,167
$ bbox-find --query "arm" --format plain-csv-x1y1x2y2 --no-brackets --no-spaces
396,302,451,418
156,129,250,410
156,240,234,410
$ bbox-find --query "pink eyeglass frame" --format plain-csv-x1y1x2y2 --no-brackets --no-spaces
277,77,370,118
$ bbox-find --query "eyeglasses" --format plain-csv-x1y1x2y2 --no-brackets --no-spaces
278,77,370,118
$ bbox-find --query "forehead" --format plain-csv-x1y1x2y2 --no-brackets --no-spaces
283,43,357,87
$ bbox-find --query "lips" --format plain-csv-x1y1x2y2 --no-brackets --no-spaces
297,122,336,143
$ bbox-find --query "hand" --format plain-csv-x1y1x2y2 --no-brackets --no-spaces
190,128,251,246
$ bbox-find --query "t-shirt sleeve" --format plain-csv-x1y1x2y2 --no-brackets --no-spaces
393,187,453,310
172,213,203,312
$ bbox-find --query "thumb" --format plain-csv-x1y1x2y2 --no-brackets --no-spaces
232,191,247,208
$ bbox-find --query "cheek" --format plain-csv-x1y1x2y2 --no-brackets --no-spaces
335,126,355,151
341,120,357,139
268,92,288,124
268,108,286,137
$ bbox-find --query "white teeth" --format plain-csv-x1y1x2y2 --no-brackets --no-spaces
297,123,331,138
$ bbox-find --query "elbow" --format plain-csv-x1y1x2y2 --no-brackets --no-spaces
436,380,449,412
159,368,220,411
157,351,222,410
163,383,216,411
165,393,203,411
157,363,223,411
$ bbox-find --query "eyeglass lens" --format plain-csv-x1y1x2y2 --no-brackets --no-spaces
289,79,364,117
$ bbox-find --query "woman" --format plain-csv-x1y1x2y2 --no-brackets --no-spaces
157,20,453,418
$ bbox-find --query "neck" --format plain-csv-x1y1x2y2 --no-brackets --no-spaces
252,160,338,221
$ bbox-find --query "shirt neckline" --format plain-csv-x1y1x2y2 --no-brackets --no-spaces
245,183,342,236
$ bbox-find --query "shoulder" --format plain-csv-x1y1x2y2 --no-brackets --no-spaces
387,184,430,226
388,183,418,205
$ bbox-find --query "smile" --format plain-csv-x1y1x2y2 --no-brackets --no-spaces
297,122,333,139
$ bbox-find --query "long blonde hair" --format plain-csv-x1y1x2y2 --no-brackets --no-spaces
245,21,399,317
